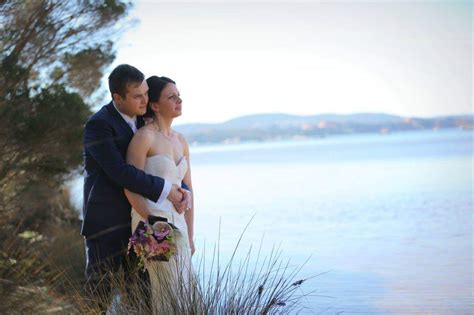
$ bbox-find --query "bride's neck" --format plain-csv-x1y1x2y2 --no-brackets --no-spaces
154,115,173,136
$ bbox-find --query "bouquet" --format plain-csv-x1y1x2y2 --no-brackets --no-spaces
128,215,179,270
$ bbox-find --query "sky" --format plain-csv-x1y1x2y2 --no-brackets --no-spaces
109,0,472,125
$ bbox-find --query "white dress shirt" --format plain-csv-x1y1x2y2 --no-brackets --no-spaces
112,102,172,205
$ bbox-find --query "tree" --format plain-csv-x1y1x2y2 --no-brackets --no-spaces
0,0,132,232
0,3,134,310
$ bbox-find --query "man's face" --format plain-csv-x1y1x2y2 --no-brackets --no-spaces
114,80,149,117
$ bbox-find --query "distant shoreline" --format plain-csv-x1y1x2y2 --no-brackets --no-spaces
184,126,473,147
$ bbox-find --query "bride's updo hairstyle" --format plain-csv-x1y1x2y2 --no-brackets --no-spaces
143,75,176,118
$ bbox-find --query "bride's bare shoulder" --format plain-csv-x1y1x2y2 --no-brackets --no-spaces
174,131,190,156
175,131,189,146
133,125,155,144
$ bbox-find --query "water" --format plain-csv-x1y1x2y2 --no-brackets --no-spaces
71,130,473,314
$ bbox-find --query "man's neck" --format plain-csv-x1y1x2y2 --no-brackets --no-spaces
112,101,136,120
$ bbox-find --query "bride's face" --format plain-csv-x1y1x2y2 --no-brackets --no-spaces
153,83,182,118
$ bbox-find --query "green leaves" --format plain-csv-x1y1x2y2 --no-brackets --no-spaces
1,0,131,99
63,43,116,97
0,0,131,233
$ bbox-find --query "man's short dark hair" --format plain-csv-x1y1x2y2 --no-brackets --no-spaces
108,64,145,99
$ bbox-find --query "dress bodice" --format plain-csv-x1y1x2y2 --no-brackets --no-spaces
144,154,188,186
132,154,188,231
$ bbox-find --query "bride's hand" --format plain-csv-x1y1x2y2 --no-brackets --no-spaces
168,185,186,213
179,188,192,211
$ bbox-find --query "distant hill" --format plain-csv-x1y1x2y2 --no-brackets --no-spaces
223,113,405,128
174,113,473,145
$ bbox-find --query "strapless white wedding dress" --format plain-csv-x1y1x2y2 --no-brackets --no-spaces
131,154,193,313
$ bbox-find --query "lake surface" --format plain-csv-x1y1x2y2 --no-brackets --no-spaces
71,129,473,314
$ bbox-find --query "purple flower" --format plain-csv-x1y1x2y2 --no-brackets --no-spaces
154,229,170,240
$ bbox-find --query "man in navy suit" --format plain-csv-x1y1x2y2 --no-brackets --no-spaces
82,64,190,310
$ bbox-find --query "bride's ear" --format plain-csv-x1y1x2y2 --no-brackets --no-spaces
150,102,160,113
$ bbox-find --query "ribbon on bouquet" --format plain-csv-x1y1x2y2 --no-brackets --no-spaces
148,215,179,230
132,215,179,236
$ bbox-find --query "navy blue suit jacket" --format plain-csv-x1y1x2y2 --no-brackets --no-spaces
81,102,165,239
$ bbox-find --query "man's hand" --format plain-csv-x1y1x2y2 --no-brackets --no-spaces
167,184,185,213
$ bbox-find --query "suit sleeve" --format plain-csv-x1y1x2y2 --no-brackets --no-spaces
181,182,190,191
84,118,163,202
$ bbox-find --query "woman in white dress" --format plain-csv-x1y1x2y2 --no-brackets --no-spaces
124,76,196,312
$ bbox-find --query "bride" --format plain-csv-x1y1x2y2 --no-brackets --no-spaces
124,75,195,312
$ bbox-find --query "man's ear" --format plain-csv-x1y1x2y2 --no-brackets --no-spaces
112,93,123,103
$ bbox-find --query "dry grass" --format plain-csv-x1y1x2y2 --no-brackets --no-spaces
0,218,315,314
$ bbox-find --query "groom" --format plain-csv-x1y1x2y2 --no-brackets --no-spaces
81,64,190,310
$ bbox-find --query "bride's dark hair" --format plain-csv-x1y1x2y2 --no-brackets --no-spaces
143,75,176,118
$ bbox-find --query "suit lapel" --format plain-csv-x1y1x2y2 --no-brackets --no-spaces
106,102,135,137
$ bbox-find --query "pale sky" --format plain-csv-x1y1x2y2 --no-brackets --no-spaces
110,0,472,125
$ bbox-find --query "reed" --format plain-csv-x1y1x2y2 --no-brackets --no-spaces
1,219,315,314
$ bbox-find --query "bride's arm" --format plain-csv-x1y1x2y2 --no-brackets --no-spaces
124,129,154,219
179,134,195,254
